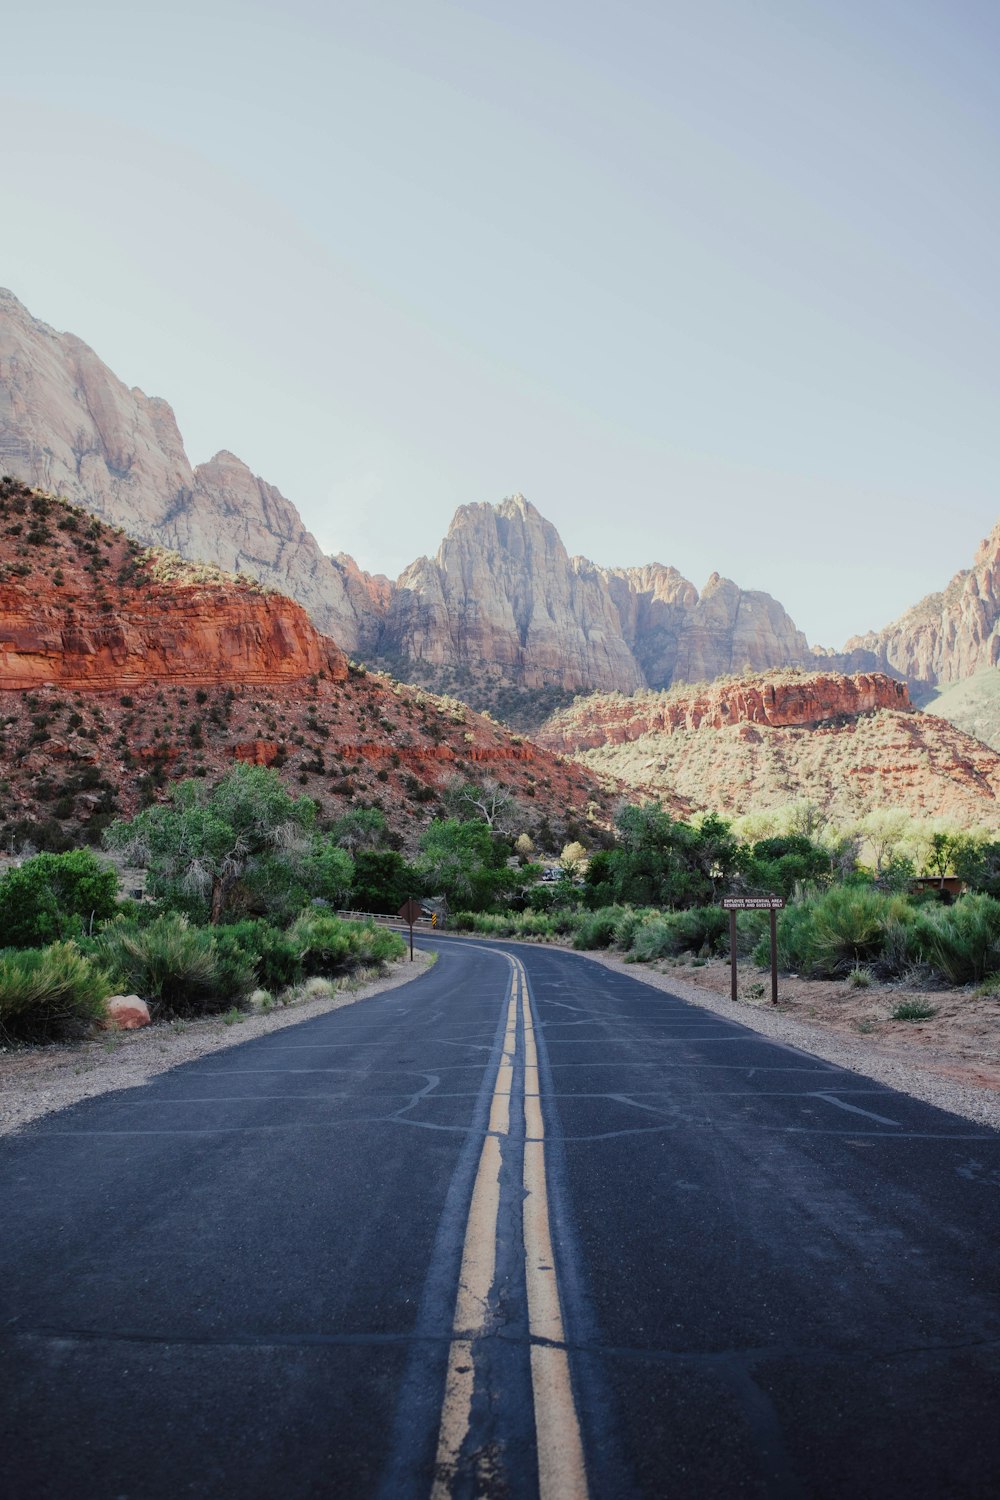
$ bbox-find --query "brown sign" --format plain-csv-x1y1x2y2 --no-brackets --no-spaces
398,899,423,925
722,895,786,910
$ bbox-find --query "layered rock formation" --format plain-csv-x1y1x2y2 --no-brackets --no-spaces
844,520,1000,699
0,484,346,691
0,291,827,700
0,289,372,648
0,481,610,850
537,672,910,752
536,670,1000,828
11,284,1000,718
382,496,818,699
386,497,647,692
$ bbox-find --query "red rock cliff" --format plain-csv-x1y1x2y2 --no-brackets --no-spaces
537,672,911,751
0,483,347,691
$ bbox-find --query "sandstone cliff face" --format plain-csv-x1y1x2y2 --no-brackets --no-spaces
537,670,1000,829
0,482,611,852
0,290,369,649
17,287,968,707
844,521,1000,697
384,497,647,693
669,573,812,686
0,579,347,692
0,483,347,691
601,564,698,687
380,498,820,697
537,672,911,751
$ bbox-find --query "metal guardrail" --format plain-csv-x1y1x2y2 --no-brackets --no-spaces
336,909,439,930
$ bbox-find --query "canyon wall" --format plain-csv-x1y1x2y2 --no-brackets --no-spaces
537,672,911,751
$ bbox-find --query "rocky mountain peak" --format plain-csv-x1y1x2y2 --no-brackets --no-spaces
0,290,371,650
843,519,1000,699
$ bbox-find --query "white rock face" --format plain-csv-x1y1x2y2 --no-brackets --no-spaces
0,288,826,695
0,289,368,648
382,497,818,693
844,521,1000,696
385,497,647,692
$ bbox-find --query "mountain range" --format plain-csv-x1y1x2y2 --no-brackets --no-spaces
3,287,1000,732
0,478,607,852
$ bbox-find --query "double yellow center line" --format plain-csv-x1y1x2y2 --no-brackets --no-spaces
432,955,589,1499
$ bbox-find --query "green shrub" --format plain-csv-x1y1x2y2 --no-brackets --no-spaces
213,920,302,991
0,942,111,1043
208,931,259,1006
627,915,682,962
620,905,729,963
288,912,404,975
760,887,916,978
288,912,357,973
362,925,407,967
571,906,629,950
671,905,729,955
735,908,770,956
94,913,250,1018
0,849,121,948
910,894,1000,985
612,907,649,951
450,910,564,941
891,1000,937,1021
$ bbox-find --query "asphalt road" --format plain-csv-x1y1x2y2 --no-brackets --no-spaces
3,936,1000,1499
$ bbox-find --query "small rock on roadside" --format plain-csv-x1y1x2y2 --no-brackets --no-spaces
104,995,151,1030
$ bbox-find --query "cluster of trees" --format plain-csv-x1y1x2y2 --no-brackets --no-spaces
10,755,1000,1047
9,761,1000,950
95,764,526,925
578,807,834,911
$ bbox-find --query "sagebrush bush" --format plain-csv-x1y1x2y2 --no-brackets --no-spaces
671,906,729,955
450,911,562,940
627,915,681,962
572,906,629,950
761,887,916,978
213,920,302,991
612,908,650,951
94,913,249,1018
621,906,729,962
910,894,1000,984
288,912,404,974
0,942,111,1044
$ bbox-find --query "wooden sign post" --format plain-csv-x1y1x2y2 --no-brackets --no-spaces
721,895,785,1004
398,898,423,962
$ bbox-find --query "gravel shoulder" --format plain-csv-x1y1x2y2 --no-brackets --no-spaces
0,952,434,1137
578,950,1000,1130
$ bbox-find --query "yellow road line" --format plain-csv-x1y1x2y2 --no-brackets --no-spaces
432,986,517,1497
432,955,588,1499
518,959,590,1500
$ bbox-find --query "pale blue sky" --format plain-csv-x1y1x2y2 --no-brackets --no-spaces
4,0,998,646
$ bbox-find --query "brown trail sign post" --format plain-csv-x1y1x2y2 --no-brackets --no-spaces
398,898,423,962
721,895,785,1005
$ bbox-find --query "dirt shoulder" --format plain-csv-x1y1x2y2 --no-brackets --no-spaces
578,950,1000,1130
0,953,434,1137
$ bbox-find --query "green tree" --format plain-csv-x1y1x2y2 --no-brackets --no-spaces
331,807,394,852
924,830,958,886
301,841,355,909
104,765,316,924
741,833,833,900
0,849,121,948
608,803,715,909
417,818,518,911
351,849,420,914
440,775,521,833
952,838,1000,899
